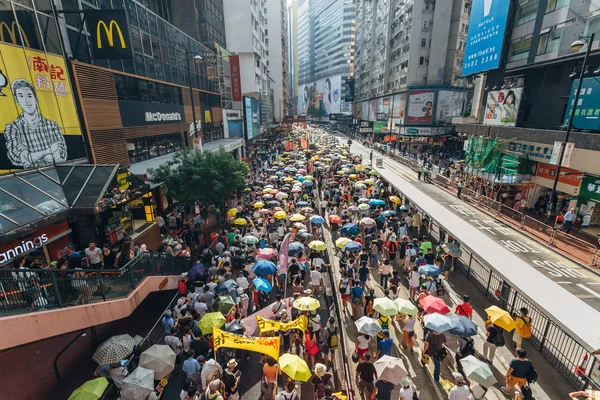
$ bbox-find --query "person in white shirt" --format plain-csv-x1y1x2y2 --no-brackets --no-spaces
199,356,223,391
194,301,208,317
174,297,188,319
310,266,323,296
409,266,421,299
448,372,472,400
399,377,415,400
236,272,249,291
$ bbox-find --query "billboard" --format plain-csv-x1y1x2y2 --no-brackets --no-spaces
0,43,86,172
407,89,435,124
484,88,522,126
563,78,600,131
361,102,369,121
298,75,342,115
368,99,377,121
229,55,242,102
84,9,133,59
436,90,470,123
344,79,355,102
462,0,510,76
224,110,244,139
244,97,260,140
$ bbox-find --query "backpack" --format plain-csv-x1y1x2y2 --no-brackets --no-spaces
457,338,475,358
519,316,533,339
327,326,339,350
178,281,187,295
378,316,390,331
526,361,538,384
492,328,505,347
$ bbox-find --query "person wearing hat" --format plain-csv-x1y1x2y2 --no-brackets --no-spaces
236,287,249,318
399,377,416,400
312,363,333,399
223,359,241,400
448,372,470,399
204,379,224,400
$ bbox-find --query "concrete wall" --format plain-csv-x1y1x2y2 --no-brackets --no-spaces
223,0,253,52
427,0,452,85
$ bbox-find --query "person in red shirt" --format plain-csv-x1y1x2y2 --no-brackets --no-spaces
455,295,473,320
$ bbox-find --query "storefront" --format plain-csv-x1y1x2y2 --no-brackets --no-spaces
577,176,600,227
531,163,583,213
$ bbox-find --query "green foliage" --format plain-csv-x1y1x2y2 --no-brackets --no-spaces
308,106,325,117
148,149,249,209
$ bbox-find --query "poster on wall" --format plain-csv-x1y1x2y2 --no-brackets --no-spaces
484,88,522,126
407,90,435,124
369,99,377,121
391,93,406,124
361,101,370,121
297,75,342,116
223,110,244,139
436,90,470,123
563,78,600,131
0,43,87,172
344,79,355,102
244,97,261,140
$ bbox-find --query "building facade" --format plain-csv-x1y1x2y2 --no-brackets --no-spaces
287,0,299,115
265,0,290,122
171,0,227,51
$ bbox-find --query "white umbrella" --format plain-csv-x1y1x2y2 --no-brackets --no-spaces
93,334,135,365
121,366,154,400
460,355,497,387
355,316,382,336
359,217,377,228
139,344,176,380
373,355,408,385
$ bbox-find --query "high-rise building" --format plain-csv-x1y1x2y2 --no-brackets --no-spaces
171,0,227,51
265,0,290,122
287,0,299,115
297,0,355,116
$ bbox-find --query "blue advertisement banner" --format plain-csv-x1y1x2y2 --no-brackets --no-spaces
462,0,510,76
563,78,600,131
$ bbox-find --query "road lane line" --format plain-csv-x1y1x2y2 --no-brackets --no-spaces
577,284,600,299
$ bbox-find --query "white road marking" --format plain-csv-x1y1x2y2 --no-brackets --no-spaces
577,284,600,299
555,281,573,284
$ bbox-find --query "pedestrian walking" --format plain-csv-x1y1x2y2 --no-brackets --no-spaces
379,259,392,289
262,357,280,400
182,350,202,387
223,359,241,400
448,372,470,400
501,348,537,396
376,329,393,359
374,377,394,400
455,295,473,320
398,377,416,400
564,208,576,233
321,317,339,368
350,280,364,320
423,330,447,383
513,307,532,349
483,323,504,363
276,381,299,400
402,313,416,353
356,353,377,400
312,363,334,400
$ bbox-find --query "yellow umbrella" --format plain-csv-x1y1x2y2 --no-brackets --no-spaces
336,171,345,175
485,306,517,332
284,177,294,182
349,174,358,179
290,213,306,221
389,196,401,205
198,312,226,335
262,188,270,193
274,210,288,220
278,353,312,382
254,202,265,209
303,175,313,180
234,218,247,226
335,237,352,249
293,296,320,311
364,178,375,185
227,208,238,217
308,240,327,251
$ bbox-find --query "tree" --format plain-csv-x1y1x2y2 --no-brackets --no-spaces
148,149,249,211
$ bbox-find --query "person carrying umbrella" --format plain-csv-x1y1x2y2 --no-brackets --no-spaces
182,350,202,387
312,363,334,399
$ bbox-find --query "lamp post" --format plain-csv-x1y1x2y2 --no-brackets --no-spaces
186,50,203,146
551,33,595,211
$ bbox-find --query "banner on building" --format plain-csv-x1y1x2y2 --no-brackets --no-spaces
224,110,244,139
85,9,133,59
391,93,406,124
212,327,281,360
344,79,355,102
298,75,343,116
229,55,242,102
436,90,470,123
407,90,435,124
0,43,86,172
256,315,308,333
550,141,575,167
563,77,600,131
483,88,523,126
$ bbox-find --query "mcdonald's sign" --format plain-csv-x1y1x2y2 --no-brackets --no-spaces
0,11,39,49
85,10,132,59
204,109,212,124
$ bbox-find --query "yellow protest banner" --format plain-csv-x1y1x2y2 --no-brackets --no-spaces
256,315,308,334
212,327,281,361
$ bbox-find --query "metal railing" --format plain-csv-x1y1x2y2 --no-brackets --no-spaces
0,253,192,316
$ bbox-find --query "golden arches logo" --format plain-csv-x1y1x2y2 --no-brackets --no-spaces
0,21,30,48
96,20,126,49
204,110,212,123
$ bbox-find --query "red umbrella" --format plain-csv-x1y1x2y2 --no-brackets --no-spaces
419,295,450,315
257,248,278,259
328,215,342,224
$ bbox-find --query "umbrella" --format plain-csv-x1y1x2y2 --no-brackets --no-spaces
188,263,206,281
121,366,154,400
369,170,379,176
389,196,401,204
68,377,109,400
274,210,288,219
348,205,360,213
294,222,308,230
443,243,463,258
139,345,176,380
234,218,247,226
418,264,442,277
399,205,409,212
340,223,359,236
214,295,236,315
262,194,273,199
216,279,238,294
268,200,282,207
309,215,325,224
355,316,382,336
424,313,453,333
276,192,289,200
253,259,278,275
394,298,418,316
291,187,302,193
358,203,370,211
343,241,362,252
297,201,310,207
198,312,227,334
225,320,245,335
381,210,396,217
364,179,375,185
335,237,352,249
257,248,278,260
328,215,342,224
460,355,498,387
419,295,450,315
485,306,517,332
241,235,259,245
308,240,327,251
296,230,313,239
227,208,238,217
448,314,479,337
279,353,312,382
355,183,367,189
290,213,306,221
254,202,265,209
359,198,370,203
93,334,135,365
253,277,273,293
373,297,399,317
373,355,408,385
303,180,314,187
359,217,376,228
288,241,305,254
293,297,320,311
300,207,314,214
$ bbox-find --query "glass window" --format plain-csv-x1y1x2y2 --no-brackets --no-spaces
126,0,138,25
146,57,155,79
134,52,146,76
148,14,158,36
515,1,539,26
136,137,150,161
157,83,168,103
160,41,169,63
125,76,140,100
142,32,152,56
546,0,570,13
163,63,172,83
173,87,182,105
584,15,600,39
123,59,135,74
37,13,61,54
148,81,159,102
165,85,174,104
131,27,142,53
155,60,164,81
508,39,532,62
20,172,66,203
151,36,161,61
115,74,127,99
537,29,563,55
137,5,148,30
138,79,150,102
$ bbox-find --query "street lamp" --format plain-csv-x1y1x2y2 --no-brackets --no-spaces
551,33,595,211
186,51,203,144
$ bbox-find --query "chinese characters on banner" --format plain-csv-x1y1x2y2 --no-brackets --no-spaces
229,55,242,102
563,78,600,131
256,315,308,333
212,326,281,360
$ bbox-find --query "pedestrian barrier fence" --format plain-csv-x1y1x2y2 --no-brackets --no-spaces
0,253,191,316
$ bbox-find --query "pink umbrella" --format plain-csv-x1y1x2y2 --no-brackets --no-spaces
419,295,450,315
257,248,278,259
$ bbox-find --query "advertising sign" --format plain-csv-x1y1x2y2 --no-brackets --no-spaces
536,163,583,189
0,43,86,171
298,75,343,115
507,140,553,163
581,176,600,202
345,79,355,102
368,99,377,121
229,55,242,102
563,78,600,131
118,99,184,127
402,127,433,136
407,90,435,124
361,102,370,121
223,110,243,139
373,121,387,133
244,97,261,140
483,88,522,126
391,93,406,126
0,10,40,49
84,9,133,59
462,0,510,76
436,90,470,123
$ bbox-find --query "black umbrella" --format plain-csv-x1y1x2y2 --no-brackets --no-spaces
225,321,245,335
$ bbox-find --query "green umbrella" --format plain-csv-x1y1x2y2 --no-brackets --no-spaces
394,298,418,316
68,377,109,400
373,297,399,316
214,295,236,315
197,312,226,335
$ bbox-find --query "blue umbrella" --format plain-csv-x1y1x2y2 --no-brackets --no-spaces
340,223,360,236
303,180,313,187
448,314,479,337
297,201,310,207
253,260,277,276
418,264,442,277
381,210,396,216
188,262,205,281
216,279,238,294
275,171,283,175
253,277,273,293
310,215,325,224
344,241,362,252
369,199,386,206
288,242,305,254
424,313,453,333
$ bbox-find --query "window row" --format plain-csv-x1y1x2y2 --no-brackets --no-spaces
114,74,183,104
126,134,183,165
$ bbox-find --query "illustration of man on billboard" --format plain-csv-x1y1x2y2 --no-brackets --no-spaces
4,78,67,168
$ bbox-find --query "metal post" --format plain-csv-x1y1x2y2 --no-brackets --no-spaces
485,271,493,297
551,33,595,209
539,318,552,351
49,270,63,308
97,273,106,301
128,264,136,289
467,253,473,278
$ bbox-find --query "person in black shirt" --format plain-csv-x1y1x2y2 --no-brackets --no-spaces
63,245,83,269
356,353,377,399
288,258,301,282
424,248,436,265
